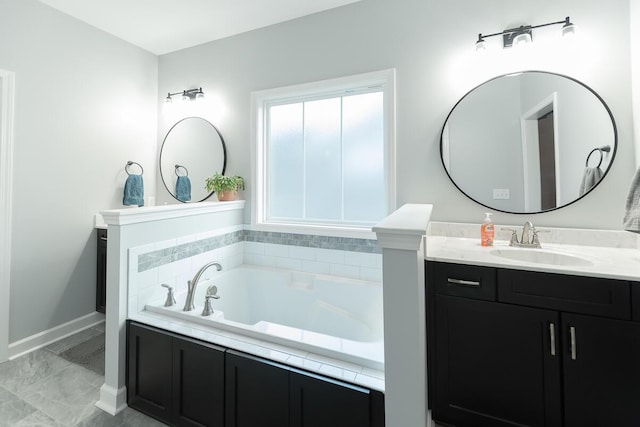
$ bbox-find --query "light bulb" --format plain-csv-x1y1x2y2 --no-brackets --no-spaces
513,32,532,46
475,38,487,52
562,22,576,37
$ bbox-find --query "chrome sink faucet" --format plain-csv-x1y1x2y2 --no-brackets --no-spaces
502,221,543,248
183,261,222,311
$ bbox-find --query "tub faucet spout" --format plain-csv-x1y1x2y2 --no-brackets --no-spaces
183,261,222,311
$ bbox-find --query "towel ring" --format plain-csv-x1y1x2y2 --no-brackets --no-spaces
175,164,189,177
585,145,611,168
125,161,144,176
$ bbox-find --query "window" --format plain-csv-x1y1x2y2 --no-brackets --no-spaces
252,69,396,233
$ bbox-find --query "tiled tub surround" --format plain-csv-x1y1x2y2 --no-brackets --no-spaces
130,227,382,314
127,227,384,391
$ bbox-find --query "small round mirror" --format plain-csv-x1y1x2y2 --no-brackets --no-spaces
160,117,227,202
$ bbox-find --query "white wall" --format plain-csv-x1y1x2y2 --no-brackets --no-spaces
157,0,635,229
0,0,158,342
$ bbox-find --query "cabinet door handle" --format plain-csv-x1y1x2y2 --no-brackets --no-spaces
570,326,577,360
447,278,480,287
549,323,556,356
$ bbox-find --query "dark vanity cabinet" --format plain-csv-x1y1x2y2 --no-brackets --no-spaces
128,322,225,426
96,228,107,313
128,322,385,427
427,261,640,427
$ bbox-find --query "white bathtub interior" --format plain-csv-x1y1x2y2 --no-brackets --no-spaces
145,264,384,369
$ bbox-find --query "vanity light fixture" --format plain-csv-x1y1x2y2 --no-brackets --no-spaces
164,87,204,104
475,16,576,51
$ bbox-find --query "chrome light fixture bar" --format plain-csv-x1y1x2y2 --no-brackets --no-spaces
476,16,575,51
165,87,204,104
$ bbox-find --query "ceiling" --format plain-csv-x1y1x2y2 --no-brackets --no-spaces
37,0,360,55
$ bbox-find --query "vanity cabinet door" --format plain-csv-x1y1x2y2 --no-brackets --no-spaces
433,295,562,427
562,313,640,427
225,350,290,427
172,336,225,427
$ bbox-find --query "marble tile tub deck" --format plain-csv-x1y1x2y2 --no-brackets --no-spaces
0,324,165,427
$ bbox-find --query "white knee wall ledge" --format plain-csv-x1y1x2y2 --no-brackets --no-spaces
373,203,433,427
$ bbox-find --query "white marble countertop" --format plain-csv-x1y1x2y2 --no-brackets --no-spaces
129,311,385,392
426,223,640,281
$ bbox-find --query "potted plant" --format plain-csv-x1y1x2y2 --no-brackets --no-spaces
205,172,245,201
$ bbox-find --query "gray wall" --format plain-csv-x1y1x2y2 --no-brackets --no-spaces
157,0,635,229
0,0,158,342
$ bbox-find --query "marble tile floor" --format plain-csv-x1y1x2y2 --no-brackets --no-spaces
0,324,166,426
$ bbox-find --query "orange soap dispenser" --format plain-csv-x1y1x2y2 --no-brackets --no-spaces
481,212,495,247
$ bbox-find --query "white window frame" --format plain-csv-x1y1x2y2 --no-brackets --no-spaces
250,69,396,238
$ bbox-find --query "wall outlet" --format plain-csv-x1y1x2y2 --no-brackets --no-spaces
493,188,510,200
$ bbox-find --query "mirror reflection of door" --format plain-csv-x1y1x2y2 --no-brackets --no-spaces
521,92,558,212
538,111,556,210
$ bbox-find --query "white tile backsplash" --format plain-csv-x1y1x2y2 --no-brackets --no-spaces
276,257,303,271
360,267,383,282
302,260,332,275
330,263,361,280
289,245,316,261
345,251,379,268
316,249,345,264
244,241,265,254
264,243,289,257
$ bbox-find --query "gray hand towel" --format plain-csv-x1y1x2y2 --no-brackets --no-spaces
579,167,603,196
123,174,144,206
623,167,640,233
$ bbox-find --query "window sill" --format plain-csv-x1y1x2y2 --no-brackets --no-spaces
246,222,377,240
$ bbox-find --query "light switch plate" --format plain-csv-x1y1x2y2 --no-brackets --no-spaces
493,188,510,200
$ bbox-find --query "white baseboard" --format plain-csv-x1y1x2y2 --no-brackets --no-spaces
8,311,105,360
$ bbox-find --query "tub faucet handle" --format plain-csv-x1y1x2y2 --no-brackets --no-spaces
207,285,220,298
161,284,176,307
202,293,219,316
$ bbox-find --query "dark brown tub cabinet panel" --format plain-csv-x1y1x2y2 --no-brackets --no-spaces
290,368,372,427
224,350,289,427
172,337,225,427
127,322,173,423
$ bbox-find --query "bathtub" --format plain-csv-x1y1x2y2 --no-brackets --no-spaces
145,264,384,369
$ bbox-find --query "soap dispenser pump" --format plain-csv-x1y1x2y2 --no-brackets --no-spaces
481,212,495,247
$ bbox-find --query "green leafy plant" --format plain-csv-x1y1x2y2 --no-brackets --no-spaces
205,172,245,194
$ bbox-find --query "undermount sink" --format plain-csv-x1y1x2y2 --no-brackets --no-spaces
490,248,595,267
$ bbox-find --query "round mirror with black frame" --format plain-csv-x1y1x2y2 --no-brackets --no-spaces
160,117,227,203
441,71,617,214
